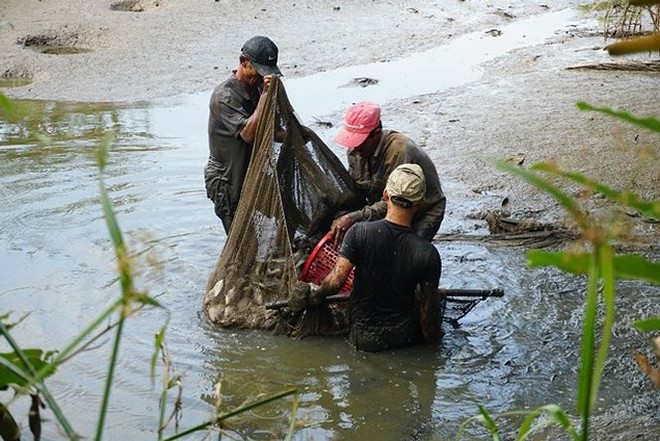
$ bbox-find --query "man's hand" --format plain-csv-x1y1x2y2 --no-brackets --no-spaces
308,284,324,306
289,282,323,311
289,281,310,312
330,214,355,248
262,74,276,94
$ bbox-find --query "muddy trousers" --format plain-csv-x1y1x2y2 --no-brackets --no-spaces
348,319,420,352
204,159,235,234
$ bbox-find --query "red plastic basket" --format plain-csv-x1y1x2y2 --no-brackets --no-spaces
299,231,354,294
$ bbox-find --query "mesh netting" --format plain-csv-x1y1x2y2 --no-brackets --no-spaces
203,76,364,336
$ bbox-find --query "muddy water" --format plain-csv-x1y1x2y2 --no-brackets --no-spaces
2,8,659,441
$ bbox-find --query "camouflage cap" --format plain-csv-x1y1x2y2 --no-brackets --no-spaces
386,163,426,206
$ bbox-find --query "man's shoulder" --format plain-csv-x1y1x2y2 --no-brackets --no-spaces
211,75,245,101
383,130,416,149
402,231,439,257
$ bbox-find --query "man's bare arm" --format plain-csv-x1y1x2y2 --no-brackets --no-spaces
239,75,274,143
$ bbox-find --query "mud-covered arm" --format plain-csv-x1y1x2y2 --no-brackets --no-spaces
309,256,355,306
346,200,387,223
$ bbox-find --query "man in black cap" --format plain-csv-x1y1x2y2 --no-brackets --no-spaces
205,35,282,234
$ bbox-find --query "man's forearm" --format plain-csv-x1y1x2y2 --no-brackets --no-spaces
350,200,387,223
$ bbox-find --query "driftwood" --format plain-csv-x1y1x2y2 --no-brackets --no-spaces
436,230,579,248
439,210,580,248
567,61,660,72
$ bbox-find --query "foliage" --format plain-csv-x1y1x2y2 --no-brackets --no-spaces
0,91,298,440
459,102,659,440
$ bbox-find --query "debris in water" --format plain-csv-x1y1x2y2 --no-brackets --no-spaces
341,77,379,88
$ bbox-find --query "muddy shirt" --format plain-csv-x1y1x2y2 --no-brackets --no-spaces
346,130,446,240
205,73,260,231
340,219,441,350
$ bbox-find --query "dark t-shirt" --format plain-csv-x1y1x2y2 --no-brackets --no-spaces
207,73,260,209
339,219,441,328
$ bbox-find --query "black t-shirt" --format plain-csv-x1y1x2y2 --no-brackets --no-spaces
339,219,441,327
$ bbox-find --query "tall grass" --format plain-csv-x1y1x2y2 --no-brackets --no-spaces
457,103,660,440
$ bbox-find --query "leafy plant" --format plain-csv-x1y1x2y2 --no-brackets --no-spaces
458,103,659,440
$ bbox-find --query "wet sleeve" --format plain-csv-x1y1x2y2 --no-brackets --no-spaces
216,88,249,139
339,225,361,265
420,246,441,287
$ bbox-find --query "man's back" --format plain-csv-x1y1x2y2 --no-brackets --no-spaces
340,219,441,328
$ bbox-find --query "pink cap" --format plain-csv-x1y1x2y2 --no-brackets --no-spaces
333,101,381,149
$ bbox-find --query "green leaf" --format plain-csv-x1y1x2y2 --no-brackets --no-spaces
612,254,660,285
517,405,579,441
0,350,56,388
590,246,616,416
528,251,660,285
577,249,600,434
0,92,14,115
527,250,591,274
576,102,660,133
633,317,660,332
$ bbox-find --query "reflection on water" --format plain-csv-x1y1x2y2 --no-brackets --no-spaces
2,8,659,440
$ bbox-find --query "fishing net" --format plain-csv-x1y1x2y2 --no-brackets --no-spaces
203,76,364,337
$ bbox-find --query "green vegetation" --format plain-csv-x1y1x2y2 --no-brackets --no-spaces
457,103,660,440
0,92,298,440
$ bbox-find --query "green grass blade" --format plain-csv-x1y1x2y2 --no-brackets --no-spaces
516,407,542,440
284,390,300,441
590,246,616,412
576,248,600,439
477,405,501,441
576,102,660,133
98,179,125,250
531,163,660,219
495,161,586,228
162,388,298,441
152,326,167,385
633,317,660,332
95,316,126,441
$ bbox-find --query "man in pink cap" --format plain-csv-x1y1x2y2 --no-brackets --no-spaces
330,101,446,245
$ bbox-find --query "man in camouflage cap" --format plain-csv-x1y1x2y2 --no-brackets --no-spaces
300,163,443,352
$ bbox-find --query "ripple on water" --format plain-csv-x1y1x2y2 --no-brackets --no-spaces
15,205,94,230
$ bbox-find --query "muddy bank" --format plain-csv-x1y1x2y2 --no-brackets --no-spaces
1,0,579,102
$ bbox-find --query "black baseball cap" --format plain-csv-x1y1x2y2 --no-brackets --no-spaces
241,36,282,77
